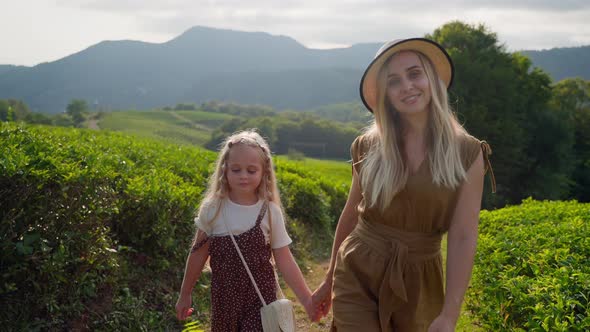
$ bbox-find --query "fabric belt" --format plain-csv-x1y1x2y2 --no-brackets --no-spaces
354,218,442,331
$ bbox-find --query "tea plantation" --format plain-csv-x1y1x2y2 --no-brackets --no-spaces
0,123,347,330
1,122,588,330
467,199,590,331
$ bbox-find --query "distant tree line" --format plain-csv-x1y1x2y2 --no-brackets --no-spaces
163,101,276,117
1,98,90,127
205,111,359,160
0,99,33,123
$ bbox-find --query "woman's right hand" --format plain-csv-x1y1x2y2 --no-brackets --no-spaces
312,275,333,318
175,294,194,321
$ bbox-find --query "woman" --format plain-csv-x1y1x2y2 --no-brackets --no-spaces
312,38,495,331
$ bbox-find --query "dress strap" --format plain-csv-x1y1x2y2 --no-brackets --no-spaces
480,141,496,193
190,230,209,253
256,201,269,226
260,201,287,299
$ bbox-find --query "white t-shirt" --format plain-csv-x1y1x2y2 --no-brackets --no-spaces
194,198,292,249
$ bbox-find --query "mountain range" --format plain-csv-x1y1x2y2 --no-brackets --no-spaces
521,46,590,83
0,26,588,113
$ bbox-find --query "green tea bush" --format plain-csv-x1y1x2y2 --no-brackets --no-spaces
317,180,349,228
0,123,216,329
277,171,332,232
467,199,590,331
0,123,347,330
276,160,351,229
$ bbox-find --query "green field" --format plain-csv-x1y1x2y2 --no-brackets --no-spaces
97,109,234,146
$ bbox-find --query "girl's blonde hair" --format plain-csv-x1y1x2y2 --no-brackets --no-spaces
359,51,467,211
197,129,282,227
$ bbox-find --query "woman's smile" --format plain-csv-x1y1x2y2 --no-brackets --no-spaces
402,93,421,104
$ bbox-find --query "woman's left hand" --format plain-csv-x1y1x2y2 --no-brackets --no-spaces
311,277,332,318
427,314,456,332
302,295,321,322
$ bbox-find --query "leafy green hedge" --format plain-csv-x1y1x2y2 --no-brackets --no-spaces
3,123,589,330
467,199,590,331
0,123,348,330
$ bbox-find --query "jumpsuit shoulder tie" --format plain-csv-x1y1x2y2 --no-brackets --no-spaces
480,140,496,193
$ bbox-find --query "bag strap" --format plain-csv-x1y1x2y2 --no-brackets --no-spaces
223,200,269,306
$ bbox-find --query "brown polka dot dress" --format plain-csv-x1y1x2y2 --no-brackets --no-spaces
192,205,276,332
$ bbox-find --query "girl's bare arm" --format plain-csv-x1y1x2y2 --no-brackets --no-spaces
274,245,320,320
176,230,210,320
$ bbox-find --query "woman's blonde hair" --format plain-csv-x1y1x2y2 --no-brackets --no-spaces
197,129,282,227
359,51,467,211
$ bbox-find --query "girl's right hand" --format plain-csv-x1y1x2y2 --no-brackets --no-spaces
175,294,194,321
311,276,333,318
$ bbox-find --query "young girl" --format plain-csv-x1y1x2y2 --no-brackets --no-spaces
175,130,316,331
312,38,496,331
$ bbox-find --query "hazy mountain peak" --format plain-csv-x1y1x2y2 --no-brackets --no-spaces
0,65,27,75
168,25,305,50
521,45,590,81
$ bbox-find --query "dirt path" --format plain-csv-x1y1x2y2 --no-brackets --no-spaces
169,111,210,131
87,118,100,130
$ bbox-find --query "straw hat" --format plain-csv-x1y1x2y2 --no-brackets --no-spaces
359,38,454,113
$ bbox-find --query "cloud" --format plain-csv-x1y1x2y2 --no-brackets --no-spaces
448,8,590,50
453,0,589,11
5,0,588,65
53,0,590,50
58,0,590,14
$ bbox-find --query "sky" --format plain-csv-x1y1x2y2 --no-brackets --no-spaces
1,0,589,66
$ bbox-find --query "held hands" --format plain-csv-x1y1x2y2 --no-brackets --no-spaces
302,295,322,322
311,277,333,319
175,294,194,321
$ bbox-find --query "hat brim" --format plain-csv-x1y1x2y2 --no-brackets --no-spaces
360,38,454,113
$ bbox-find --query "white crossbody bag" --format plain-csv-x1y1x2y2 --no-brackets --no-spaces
223,200,296,332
